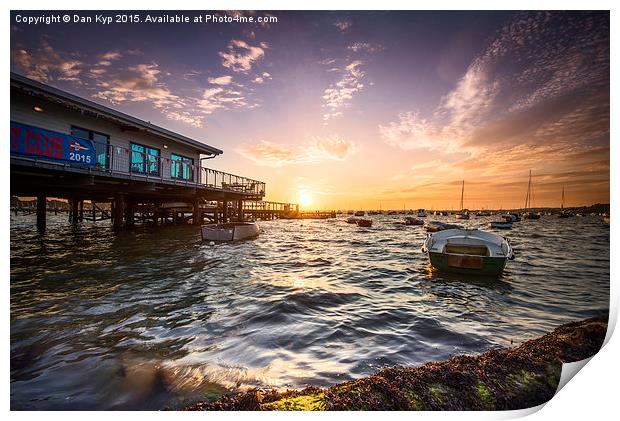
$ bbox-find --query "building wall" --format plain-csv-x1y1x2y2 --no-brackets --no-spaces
11,91,203,182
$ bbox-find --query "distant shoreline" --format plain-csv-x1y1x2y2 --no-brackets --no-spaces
185,315,608,411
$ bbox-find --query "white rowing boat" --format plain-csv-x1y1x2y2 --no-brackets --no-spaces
201,222,260,242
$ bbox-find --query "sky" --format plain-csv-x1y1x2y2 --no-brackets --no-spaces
10,11,610,210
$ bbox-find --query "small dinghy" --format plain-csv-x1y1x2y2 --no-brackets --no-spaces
356,218,372,227
503,213,521,222
489,221,512,230
401,216,424,226
422,228,514,276
346,216,360,224
425,221,461,232
201,222,260,242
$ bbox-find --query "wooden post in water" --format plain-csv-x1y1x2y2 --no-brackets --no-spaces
113,195,125,230
193,196,201,225
79,200,84,222
125,198,135,228
71,198,79,225
222,200,228,223
36,195,46,233
92,201,96,222
237,200,244,221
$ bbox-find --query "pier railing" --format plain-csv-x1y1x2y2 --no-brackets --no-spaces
56,143,265,197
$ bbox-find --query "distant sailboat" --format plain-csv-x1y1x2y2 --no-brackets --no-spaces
558,186,573,218
455,180,470,219
522,170,540,220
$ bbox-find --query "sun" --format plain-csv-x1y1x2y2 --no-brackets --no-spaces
298,192,313,208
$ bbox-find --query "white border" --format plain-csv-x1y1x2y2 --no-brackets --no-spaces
3,1,616,420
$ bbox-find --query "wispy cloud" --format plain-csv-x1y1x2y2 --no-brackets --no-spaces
208,75,233,85
252,72,272,84
380,12,609,156
379,12,609,205
197,86,251,114
347,42,384,53
334,19,352,33
322,60,366,122
219,40,268,73
237,135,356,167
11,39,84,84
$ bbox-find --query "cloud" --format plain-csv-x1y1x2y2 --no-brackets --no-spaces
219,40,268,73
380,11,609,156
252,72,272,84
322,60,366,122
92,63,205,126
11,38,265,128
334,20,352,33
101,51,122,61
94,63,181,107
379,111,443,151
10,40,83,83
347,42,384,53
237,136,356,167
378,12,608,206
208,75,233,85
197,85,250,114
165,111,204,127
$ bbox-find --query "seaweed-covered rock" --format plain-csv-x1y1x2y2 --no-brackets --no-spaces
185,315,607,411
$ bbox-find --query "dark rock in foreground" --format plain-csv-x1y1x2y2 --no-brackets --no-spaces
185,316,608,411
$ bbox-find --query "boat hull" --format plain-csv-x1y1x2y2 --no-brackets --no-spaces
428,251,507,276
201,223,260,242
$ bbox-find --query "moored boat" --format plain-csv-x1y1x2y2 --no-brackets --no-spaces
356,218,372,227
522,170,540,220
346,216,360,224
402,216,424,226
417,209,428,217
201,222,260,242
455,212,470,220
489,221,512,229
454,180,469,219
354,210,365,216
425,220,462,232
422,228,514,275
558,187,573,218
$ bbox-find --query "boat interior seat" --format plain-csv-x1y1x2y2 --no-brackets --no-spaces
444,244,489,256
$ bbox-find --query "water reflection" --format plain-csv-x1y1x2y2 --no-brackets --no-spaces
10,213,609,409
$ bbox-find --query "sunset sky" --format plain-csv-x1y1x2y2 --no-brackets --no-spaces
10,11,609,210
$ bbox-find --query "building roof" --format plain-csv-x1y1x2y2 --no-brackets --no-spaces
10,72,223,156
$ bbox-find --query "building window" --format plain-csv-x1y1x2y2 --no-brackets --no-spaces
130,142,160,176
71,126,110,169
171,153,194,181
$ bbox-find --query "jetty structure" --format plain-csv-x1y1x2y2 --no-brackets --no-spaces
10,72,298,232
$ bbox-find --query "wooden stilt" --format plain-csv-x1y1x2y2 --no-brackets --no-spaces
36,195,46,233
113,195,125,230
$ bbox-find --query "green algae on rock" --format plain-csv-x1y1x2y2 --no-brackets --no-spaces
185,315,607,411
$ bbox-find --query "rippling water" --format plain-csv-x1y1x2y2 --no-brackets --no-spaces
10,213,609,409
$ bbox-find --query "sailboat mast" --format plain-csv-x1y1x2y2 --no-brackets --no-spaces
460,180,464,211
524,170,532,210
561,187,565,209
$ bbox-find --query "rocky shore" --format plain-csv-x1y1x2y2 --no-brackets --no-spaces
185,315,608,411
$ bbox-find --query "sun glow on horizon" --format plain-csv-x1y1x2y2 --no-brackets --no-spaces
298,192,313,208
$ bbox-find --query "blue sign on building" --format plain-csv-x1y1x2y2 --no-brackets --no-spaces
10,121,97,166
